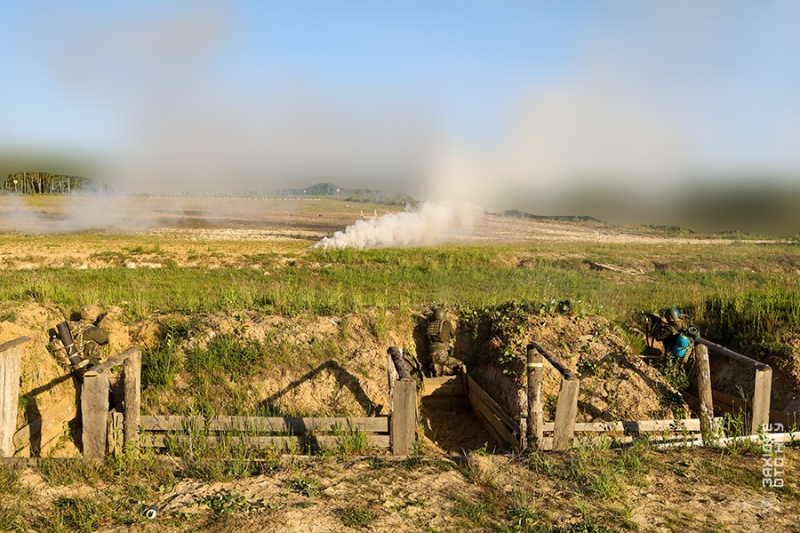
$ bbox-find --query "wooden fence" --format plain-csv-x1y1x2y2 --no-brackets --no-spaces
0,333,789,460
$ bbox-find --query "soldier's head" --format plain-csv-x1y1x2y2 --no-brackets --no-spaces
664,307,681,325
432,307,446,321
80,304,102,324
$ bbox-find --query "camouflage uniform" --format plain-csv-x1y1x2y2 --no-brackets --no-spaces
427,308,461,377
48,305,109,371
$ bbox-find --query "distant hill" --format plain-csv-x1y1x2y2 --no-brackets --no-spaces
503,209,603,223
275,183,417,206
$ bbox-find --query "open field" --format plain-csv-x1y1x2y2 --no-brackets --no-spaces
0,195,799,532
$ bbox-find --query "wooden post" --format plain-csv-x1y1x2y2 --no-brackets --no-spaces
391,378,417,455
552,377,580,451
694,344,715,438
0,338,27,457
123,348,141,449
526,345,544,450
81,371,109,459
752,366,772,435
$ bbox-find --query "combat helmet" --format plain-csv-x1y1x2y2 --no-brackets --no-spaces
432,307,446,321
80,304,102,323
664,307,681,324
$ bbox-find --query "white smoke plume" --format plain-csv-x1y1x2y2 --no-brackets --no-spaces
313,202,484,250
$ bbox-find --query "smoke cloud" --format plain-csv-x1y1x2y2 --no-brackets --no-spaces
313,202,483,250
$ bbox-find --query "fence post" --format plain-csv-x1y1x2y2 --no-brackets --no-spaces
0,338,27,457
81,370,109,459
123,348,142,449
752,366,772,435
694,344,715,439
526,344,544,450
392,378,417,455
553,377,580,451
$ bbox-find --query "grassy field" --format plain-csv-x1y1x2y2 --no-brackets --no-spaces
1,199,799,532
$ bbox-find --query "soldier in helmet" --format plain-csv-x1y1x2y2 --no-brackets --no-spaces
646,307,699,359
48,304,110,375
426,307,461,376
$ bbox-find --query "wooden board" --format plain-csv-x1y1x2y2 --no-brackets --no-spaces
142,434,390,449
419,384,464,398
465,375,517,430
0,345,22,457
468,390,518,449
140,415,389,434
391,379,417,455
14,395,77,456
81,372,109,459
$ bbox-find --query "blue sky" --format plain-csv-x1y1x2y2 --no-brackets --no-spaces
0,1,798,199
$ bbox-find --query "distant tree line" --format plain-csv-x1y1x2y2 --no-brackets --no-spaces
3,172,112,194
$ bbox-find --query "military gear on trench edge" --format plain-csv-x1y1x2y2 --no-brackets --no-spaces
646,307,700,359
426,307,461,377
48,305,110,376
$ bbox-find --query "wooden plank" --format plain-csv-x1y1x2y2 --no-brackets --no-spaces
142,434,390,449
469,390,518,448
571,419,715,433
527,345,544,450
752,367,772,435
140,415,389,433
88,346,141,375
391,379,416,455
123,349,141,447
0,345,22,457
81,372,109,459
14,395,77,456
419,384,464,398
553,377,580,451
694,344,715,437
697,338,769,371
465,375,517,430
470,392,505,448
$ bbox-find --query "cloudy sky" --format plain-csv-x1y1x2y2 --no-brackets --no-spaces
0,1,798,209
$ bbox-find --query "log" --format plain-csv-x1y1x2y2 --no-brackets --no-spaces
387,346,411,380
528,340,579,380
0,341,24,457
696,338,769,371
89,346,141,374
694,344,715,438
140,415,389,433
123,349,142,447
81,372,109,459
526,345,544,450
391,378,416,455
552,377,580,451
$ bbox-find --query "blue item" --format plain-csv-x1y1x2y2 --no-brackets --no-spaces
672,335,691,357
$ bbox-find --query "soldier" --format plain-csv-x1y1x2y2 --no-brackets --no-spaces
426,307,461,376
646,307,699,358
49,304,109,376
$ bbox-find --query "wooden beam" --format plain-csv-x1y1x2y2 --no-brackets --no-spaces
81,372,109,459
527,340,579,380
694,344,715,439
552,377,580,451
88,346,141,375
140,415,389,433
752,367,772,435
391,378,416,455
526,345,544,450
0,343,23,457
696,338,769,371
123,349,141,448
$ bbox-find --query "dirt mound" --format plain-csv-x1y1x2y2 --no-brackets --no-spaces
461,306,685,423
